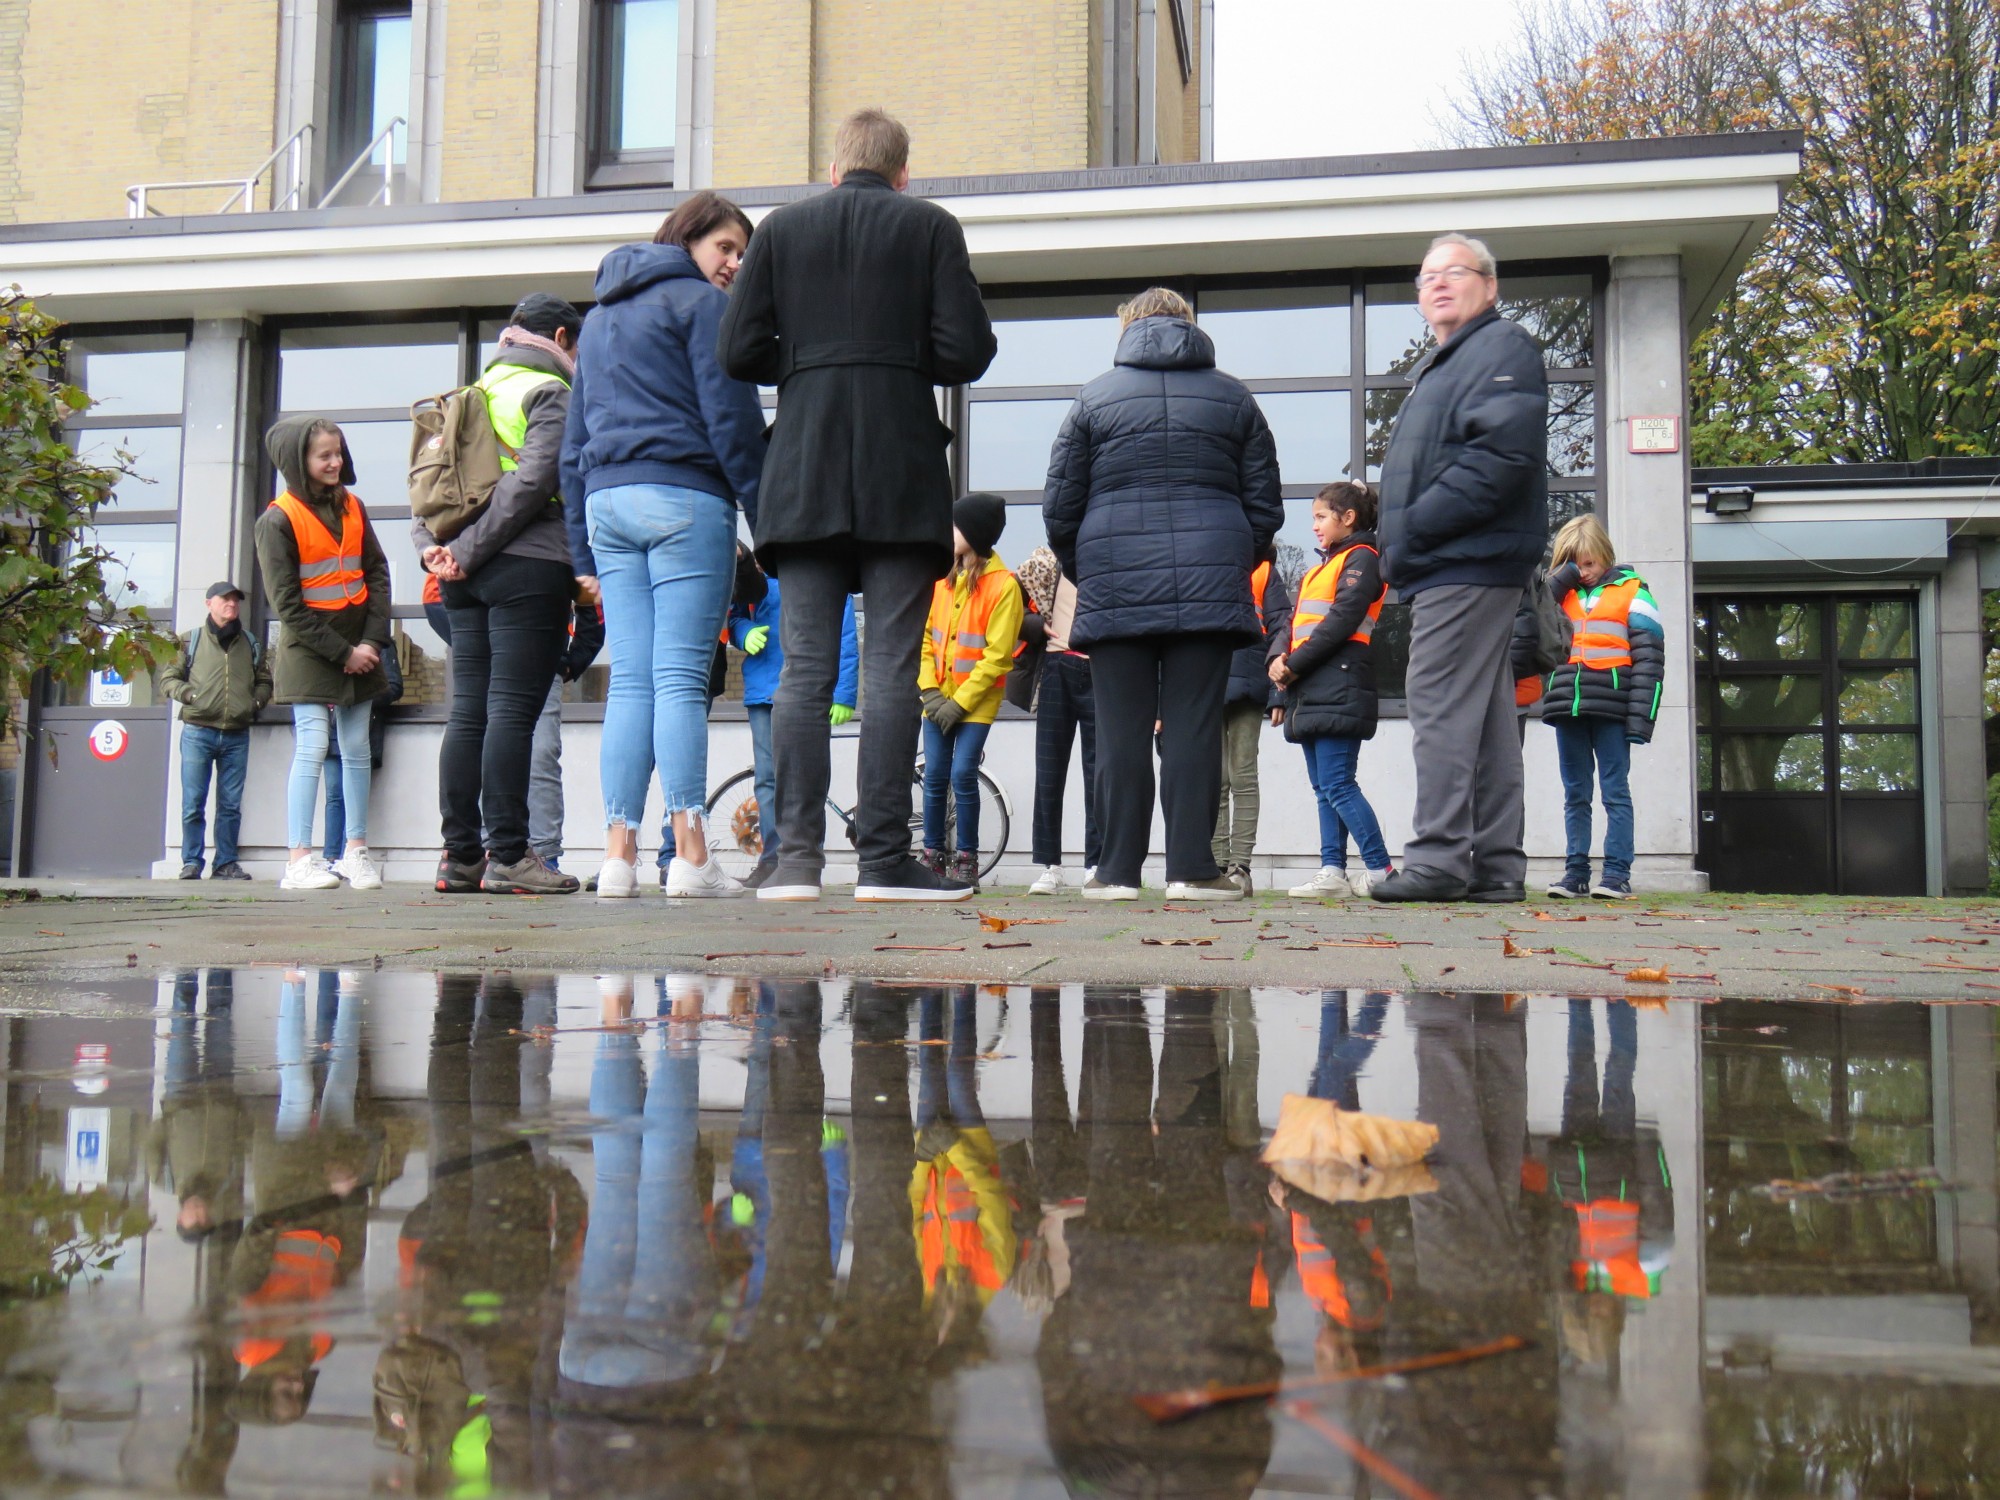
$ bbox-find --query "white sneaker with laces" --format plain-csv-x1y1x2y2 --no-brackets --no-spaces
281,854,342,891
596,857,638,899
1351,868,1394,900
1289,867,1353,898
665,855,743,898
333,848,382,891
1027,865,1066,896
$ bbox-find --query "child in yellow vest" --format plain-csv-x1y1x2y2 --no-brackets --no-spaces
919,494,1023,890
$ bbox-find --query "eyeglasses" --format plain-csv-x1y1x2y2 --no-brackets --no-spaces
1414,265,1490,290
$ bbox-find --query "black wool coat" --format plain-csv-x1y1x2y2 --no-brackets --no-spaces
717,171,997,575
1041,317,1284,650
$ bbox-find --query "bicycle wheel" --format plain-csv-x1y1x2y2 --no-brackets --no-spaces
702,769,765,879
909,760,1011,879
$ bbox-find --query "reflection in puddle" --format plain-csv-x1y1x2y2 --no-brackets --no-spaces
0,973,1993,1496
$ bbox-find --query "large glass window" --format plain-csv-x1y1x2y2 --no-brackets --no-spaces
592,0,679,187
332,2,411,178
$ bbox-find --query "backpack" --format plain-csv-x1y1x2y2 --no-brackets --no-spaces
182,627,260,679
407,386,515,542
1525,563,1570,676
1004,580,1046,713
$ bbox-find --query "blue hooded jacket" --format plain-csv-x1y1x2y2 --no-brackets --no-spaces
728,578,858,708
560,243,768,574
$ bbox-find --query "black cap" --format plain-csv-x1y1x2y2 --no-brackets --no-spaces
510,292,583,339
953,493,1007,557
206,581,246,601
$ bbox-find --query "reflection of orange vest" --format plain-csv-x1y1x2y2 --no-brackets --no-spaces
1250,561,1271,630
1570,1200,1656,1298
272,492,368,609
918,1160,1005,1295
1562,579,1640,672
236,1229,341,1369
1290,1211,1387,1330
928,568,1015,690
1290,544,1383,652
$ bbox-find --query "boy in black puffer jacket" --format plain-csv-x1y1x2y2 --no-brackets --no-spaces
1539,515,1665,901
1269,482,1396,899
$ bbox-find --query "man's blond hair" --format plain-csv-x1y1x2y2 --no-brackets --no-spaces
833,109,910,177
1117,286,1193,327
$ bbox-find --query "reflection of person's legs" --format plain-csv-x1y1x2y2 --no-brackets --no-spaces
916,989,946,1128
1310,992,1364,1110
1156,635,1232,883
180,726,217,870
1079,988,1153,1229
561,1030,646,1385
288,706,331,855
1156,989,1228,1224
746,701,778,862
949,722,990,856
1029,988,1084,1200
319,973,363,1130
848,984,923,1320
202,969,236,1083
168,970,201,1096
1562,999,1601,1139
528,677,566,862
626,1033,716,1381
770,549,846,872
945,986,985,1127
518,977,558,1118
853,546,939,872
275,972,313,1136
1088,640,1158,888
1602,1000,1637,1140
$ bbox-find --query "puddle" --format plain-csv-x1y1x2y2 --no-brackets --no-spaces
0,971,1994,1496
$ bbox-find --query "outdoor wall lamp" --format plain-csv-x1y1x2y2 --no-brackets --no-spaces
1704,486,1755,516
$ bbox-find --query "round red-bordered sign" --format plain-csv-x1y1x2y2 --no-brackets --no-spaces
88,720,129,762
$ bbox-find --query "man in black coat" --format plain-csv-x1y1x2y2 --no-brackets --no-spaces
720,108,997,904
1373,233,1548,904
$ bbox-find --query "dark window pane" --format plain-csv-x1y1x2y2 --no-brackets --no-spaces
79,523,177,615
1694,602,1711,660
1548,489,1595,538
968,399,1070,492
1199,287,1349,380
978,297,1124,388
603,0,678,153
1547,381,1594,477
1363,386,1405,481
1372,601,1411,699
1364,283,1433,376
1697,732,1713,788
1716,733,1824,791
70,337,185,414
1839,668,1916,725
1499,275,1593,367
1840,732,1919,791
1256,390,1350,485
1712,599,1822,662
335,6,411,167
74,427,182,513
279,326,460,412
1716,675,1823,728
1835,598,1915,659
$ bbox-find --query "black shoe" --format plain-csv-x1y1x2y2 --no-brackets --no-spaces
743,858,779,891
178,862,203,880
436,851,488,893
855,855,976,903
1467,880,1526,903
211,862,251,881
1368,864,1469,902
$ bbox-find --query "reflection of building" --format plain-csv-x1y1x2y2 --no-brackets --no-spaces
7,132,1803,887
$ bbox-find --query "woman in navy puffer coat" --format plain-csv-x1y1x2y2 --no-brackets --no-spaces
1041,288,1283,899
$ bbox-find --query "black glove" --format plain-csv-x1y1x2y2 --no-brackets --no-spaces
932,698,969,735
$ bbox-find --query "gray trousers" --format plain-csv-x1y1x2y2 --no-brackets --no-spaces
1403,583,1527,884
771,544,937,875
1211,700,1264,868
528,678,564,860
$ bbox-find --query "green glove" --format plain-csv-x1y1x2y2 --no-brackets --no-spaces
933,698,969,734
920,688,948,720
743,625,770,655
829,703,855,726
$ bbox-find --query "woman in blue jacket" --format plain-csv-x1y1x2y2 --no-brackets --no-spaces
561,191,767,901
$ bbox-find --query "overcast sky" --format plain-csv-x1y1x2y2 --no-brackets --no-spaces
1214,0,1530,161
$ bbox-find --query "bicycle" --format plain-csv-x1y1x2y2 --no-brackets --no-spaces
703,759,1011,882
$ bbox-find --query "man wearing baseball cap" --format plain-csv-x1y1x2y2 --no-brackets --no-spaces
161,582,272,879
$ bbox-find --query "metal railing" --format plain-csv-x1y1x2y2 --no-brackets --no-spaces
125,123,313,219
317,118,407,209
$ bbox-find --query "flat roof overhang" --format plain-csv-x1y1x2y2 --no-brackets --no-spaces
1,132,1799,328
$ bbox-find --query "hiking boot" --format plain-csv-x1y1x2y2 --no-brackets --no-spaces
1164,875,1246,902
918,847,949,878
1228,864,1255,897
854,856,976,903
482,854,580,895
1289,866,1353,898
178,862,202,880
280,854,341,891
211,862,251,881
664,854,743,899
436,851,487,893
948,850,981,891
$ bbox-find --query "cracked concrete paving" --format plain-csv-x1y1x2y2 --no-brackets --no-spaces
4,880,1999,1003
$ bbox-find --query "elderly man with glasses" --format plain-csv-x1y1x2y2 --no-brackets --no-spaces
1372,233,1550,904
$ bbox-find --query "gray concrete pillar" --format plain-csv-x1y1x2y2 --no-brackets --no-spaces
1603,255,1701,890
1937,1001,1998,1299
1935,541,1987,895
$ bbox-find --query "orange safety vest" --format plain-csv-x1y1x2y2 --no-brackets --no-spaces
1250,561,1271,631
236,1228,341,1370
272,491,368,609
1562,578,1641,672
1290,543,1384,652
1289,1211,1388,1331
917,1159,1006,1296
1569,1199,1657,1298
928,567,1016,690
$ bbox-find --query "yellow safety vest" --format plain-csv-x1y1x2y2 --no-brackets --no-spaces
477,362,566,473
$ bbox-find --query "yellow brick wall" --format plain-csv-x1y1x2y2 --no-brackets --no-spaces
712,0,814,187
7,0,277,224
1153,0,1199,166
439,0,539,202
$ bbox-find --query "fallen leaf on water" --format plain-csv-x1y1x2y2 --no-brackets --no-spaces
1624,966,1671,983
704,950,808,960
1141,937,1214,947
1263,1094,1439,1174
978,913,1014,932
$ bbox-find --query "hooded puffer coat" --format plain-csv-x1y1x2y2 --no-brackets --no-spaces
1041,317,1284,650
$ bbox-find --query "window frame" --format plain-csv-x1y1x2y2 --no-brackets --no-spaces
330,0,413,176
586,0,680,191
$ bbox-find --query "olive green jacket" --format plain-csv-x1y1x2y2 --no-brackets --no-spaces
161,622,272,732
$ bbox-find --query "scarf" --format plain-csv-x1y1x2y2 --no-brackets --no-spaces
1015,547,1061,619
497,325,577,380
210,617,243,649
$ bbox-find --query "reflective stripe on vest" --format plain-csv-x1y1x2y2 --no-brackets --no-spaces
1563,577,1640,671
1250,560,1271,631
477,362,566,474
272,491,368,608
928,565,1014,689
1289,543,1383,651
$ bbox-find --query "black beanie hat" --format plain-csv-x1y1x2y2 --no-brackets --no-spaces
953,493,1007,557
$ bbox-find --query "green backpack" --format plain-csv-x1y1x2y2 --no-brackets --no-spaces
407,386,516,543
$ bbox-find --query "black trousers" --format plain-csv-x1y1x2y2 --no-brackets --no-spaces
439,553,573,864
769,542,938,875
1033,651,1100,868
1089,633,1232,887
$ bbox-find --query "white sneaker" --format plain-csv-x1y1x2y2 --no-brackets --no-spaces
665,854,743,899
1027,865,1066,896
1351,868,1393,899
1289,867,1352,898
1082,877,1140,901
1164,876,1245,902
281,854,341,891
596,857,638,900
331,848,382,890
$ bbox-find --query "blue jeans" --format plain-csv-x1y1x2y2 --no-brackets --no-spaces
589,484,735,830
1555,716,1633,882
289,702,371,850
179,724,249,869
1301,735,1389,871
922,718,990,854
322,732,344,859
747,701,778,862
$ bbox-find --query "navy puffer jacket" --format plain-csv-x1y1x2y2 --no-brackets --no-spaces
1041,317,1284,650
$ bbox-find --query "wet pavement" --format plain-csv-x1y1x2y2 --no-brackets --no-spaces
0,970,1994,1497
